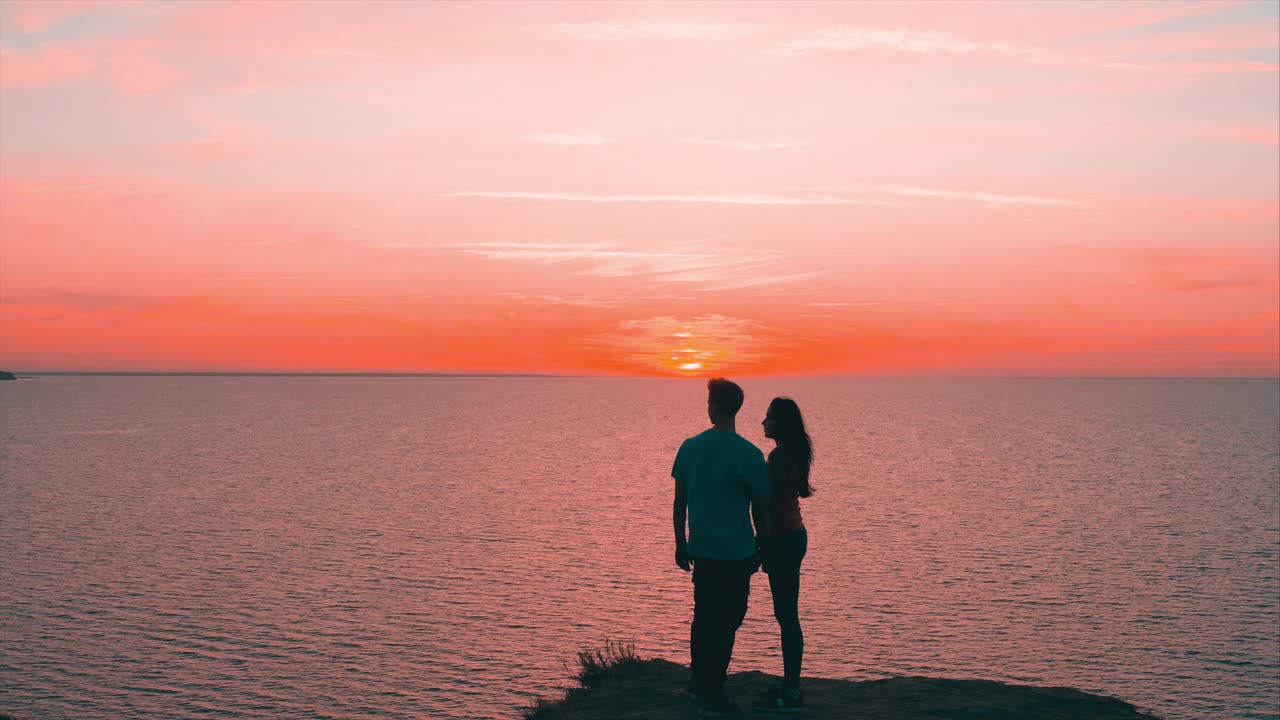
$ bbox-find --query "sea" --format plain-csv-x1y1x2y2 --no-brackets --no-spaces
2,376,1277,720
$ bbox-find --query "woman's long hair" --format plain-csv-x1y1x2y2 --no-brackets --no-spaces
769,397,814,498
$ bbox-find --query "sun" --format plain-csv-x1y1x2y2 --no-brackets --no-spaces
665,333,712,374
652,328,729,375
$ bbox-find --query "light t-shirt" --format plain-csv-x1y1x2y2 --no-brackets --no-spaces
672,429,770,561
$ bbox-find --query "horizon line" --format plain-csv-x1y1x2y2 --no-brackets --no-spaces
7,371,1278,381
9,371,568,378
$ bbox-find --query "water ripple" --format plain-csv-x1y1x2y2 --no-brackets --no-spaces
1,377,1277,720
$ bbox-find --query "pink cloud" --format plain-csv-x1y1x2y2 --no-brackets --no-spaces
0,45,96,89
1074,0,1242,36
6,0,141,34
1077,22,1278,60
1160,58,1279,73
0,35,181,96
1182,124,1280,145
1142,254,1278,294
103,49,184,95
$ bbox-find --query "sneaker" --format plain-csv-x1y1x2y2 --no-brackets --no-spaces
751,688,804,714
698,695,743,718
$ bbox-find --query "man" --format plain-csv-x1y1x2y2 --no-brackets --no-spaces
673,377,771,717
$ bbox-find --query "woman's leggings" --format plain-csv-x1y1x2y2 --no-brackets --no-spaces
768,529,808,688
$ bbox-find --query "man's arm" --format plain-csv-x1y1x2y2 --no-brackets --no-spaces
673,476,691,572
751,492,772,560
750,454,772,567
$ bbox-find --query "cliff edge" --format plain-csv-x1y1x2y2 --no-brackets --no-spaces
522,654,1161,720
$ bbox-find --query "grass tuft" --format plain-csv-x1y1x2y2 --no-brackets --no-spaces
517,640,648,718
519,695,559,720
572,639,644,688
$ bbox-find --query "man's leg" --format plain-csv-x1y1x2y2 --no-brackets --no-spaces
715,558,753,689
690,558,718,695
692,558,733,698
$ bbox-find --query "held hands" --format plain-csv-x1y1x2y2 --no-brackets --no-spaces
675,544,692,572
757,539,773,575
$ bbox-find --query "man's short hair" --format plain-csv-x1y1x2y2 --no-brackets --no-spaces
707,377,744,416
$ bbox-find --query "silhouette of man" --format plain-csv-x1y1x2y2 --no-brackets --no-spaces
673,378,771,717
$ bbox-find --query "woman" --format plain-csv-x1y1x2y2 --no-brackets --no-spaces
753,397,814,714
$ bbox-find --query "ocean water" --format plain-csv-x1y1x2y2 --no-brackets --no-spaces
1,376,1277,720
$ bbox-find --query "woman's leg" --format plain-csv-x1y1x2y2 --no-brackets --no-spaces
768,531,807,692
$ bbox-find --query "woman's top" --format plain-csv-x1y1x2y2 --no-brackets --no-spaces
768,447,806,536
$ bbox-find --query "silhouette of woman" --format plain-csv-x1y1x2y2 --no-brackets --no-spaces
754,397,814,713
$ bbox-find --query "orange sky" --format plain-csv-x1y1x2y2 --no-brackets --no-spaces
1,1,1278,376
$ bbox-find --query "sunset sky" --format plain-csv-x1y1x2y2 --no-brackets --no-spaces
1,0,1277,376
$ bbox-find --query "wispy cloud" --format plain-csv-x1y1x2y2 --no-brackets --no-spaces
447,187,1078,209
705,272,822,291
2,181,124,194
773,26,1139,69
1165,274,1272,293
1084,0,1241,36
1071,245,1279,295
0,39,186,96
1187,124,1280,146
1159,60,1279,74
1138,251,1276,294
555,19,762,42
521,132,610,146
504,292,624,308
308,47,395,61
683,138,812,151
447,240,707,268
588,313,775,372
446,240,813,291
443,191,861,205
884,186,1082,208
0,46,96,90
1078,21,1279,61
4,290,164,310
6,0,144,34
809,300,946,308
